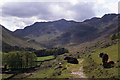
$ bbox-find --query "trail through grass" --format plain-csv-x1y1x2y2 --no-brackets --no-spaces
69,59,87,78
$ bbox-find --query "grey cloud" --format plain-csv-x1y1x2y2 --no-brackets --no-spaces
64,2,95,21
2,2,51,17
2,2,95,21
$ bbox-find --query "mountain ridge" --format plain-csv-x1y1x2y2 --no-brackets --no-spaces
1,25,44,49
1,13,119,48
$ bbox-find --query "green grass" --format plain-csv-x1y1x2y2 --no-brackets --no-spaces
29,55,71,78
12,73,26,78
29,68,55,78
82,42,119,78
2,74,13,79
0,75,2,80
4,41,119,79
29,64,72,78
91,43,118,64
29,58,85,78
37,55,55,61
57,59,85,78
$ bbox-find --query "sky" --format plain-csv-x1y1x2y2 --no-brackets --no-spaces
0,0,119,31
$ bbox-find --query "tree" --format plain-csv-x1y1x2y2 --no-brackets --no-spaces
111,33,117,40
2,51,37,69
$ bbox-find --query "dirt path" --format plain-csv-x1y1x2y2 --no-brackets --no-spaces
70,59,87,78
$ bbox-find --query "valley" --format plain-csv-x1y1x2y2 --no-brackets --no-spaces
1,13,119,79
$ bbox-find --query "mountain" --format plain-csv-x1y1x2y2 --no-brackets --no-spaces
1,25,44,49
13,19,78,42
48,14,118,47
11,14,119,48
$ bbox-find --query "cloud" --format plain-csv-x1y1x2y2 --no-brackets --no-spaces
93,0,118,17
2,2,95,21
2,2,49,18
0,16,46,31
0,0,118,31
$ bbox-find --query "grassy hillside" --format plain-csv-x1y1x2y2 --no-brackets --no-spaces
1,26,43,49
82,41,119,78
28,58,85,78
2,40,119,79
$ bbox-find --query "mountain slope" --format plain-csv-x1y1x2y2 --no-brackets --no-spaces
82,41,119,78
1,25,43,49
13,19,78,42
49,14,118,47
12,14,119,48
